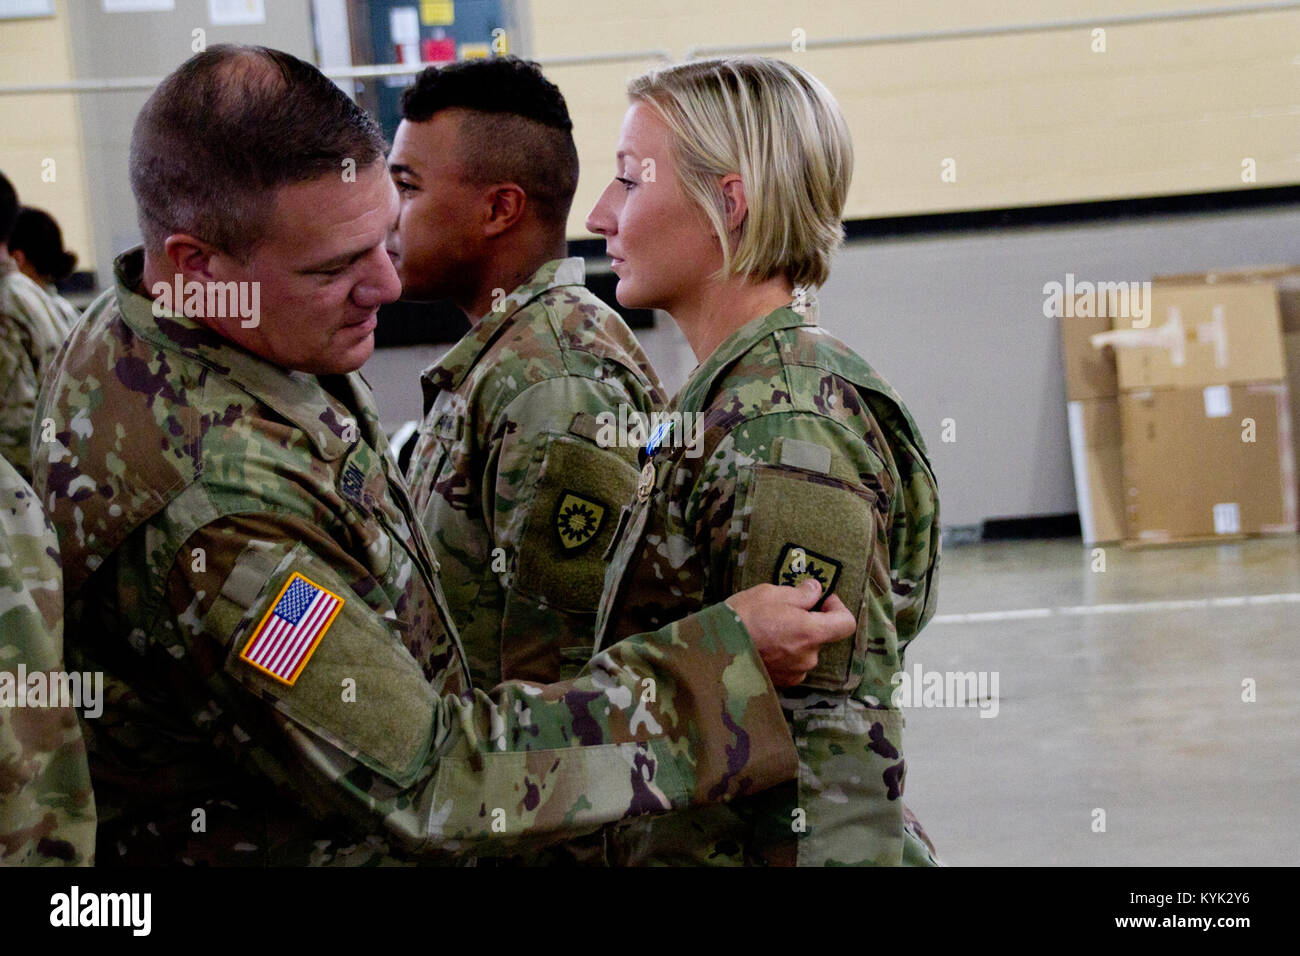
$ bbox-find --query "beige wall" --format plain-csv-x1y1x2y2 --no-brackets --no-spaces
0,0,95,272
8,2,1295,266
529,0,1300,236
63,0,317,290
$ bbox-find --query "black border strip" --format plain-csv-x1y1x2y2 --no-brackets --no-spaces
569,185,1300,257
981,513,1083,541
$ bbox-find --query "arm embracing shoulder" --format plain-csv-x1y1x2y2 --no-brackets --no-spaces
169,511,794,858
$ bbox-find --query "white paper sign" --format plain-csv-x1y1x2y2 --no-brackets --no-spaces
0,0,55,20
1212,502,1241,535
389,5,420,45
208,0,264,25
103,0,175,11
1202,385,1231,418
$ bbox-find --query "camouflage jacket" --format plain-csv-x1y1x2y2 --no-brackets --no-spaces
44,287,81,337
408,258,665,688
30,249,797,865
595,301,941,866
0,261,67,482
0,454,96,865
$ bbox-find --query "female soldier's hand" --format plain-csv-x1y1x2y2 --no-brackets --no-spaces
725,578,855,686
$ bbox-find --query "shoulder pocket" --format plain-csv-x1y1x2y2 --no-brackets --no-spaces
513,427,640,613
214,541,437,787
736,459,878,692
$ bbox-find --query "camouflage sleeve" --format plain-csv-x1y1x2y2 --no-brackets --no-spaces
887,428,941,656
689,411,920,865
0,317,40,483
0,458,96,865
487,375,649,681
169,513,795,858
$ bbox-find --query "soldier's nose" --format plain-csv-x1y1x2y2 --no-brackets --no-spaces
585,187,615,237
354,246,403,307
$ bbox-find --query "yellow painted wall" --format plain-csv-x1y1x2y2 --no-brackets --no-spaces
0,0,95,272
5,2,1293,258
528,0,1300,235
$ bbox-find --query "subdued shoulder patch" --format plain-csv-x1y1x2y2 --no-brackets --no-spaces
774,543,843,603
555,491,607,551
514,433,638,612
737,463,877,692
238,572,343,686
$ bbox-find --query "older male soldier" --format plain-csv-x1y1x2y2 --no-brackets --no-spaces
1,173,68,482
31,45,853,865
392,59,664,691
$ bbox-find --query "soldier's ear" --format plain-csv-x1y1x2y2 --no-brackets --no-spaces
162,233,221,282
9,248,33,279
719,174,748,233
482,183,526,238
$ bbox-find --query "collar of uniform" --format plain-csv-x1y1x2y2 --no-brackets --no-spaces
675,299,816,414
419,257,584,403
112,247,363,461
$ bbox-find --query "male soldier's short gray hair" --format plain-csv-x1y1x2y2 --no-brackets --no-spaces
628,56,853,289
129,45,388,260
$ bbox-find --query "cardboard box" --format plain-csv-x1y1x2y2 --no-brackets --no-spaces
1284,283,1300,334
1060,303,1126,541
1288,331,1300,469
1153,264,1300,333
1157,265,1295,283
1066,398,1125,543
1061,273,1298,546
1062,310,1118,401
1112,282,1286,391
1120,383,1297,543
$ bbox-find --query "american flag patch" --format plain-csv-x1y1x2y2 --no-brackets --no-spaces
239,573,343,686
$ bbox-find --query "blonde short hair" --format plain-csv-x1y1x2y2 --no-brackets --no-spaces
628,56,853,289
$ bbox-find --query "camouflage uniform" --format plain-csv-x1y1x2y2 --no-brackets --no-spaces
30,249,797,865
0,454,96,865
0,259,67,482
595,301,941,866
43,286,81,337
408,258,665,688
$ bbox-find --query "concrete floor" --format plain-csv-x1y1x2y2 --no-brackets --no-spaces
903,535,1300,865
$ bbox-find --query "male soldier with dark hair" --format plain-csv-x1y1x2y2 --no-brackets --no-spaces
392,58,664,689
1,172,68,482
33,44,854,865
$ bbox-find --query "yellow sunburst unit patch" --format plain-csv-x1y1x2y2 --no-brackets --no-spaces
774,543,843,600
555,491,606,551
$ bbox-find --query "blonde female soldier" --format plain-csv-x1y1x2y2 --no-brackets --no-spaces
587,57,942,866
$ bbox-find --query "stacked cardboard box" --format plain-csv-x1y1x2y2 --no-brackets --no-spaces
1060,267,1298,546
1155,267,1300,491
1114,276,1296,544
